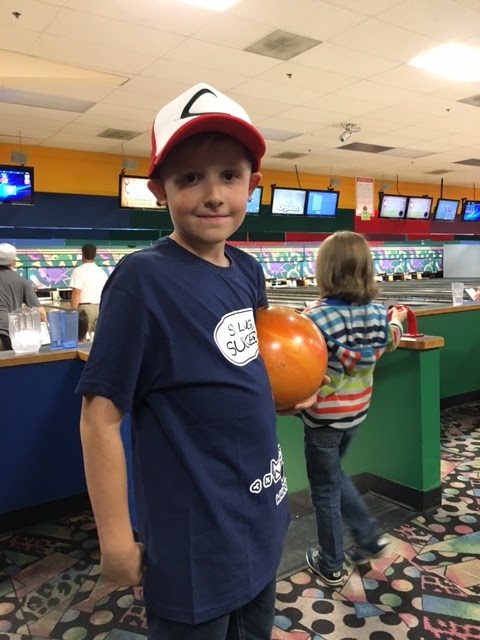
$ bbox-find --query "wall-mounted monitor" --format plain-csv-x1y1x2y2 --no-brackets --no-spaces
405,196,432,220
118,174,167,210
305,189,339,217
0,165,34,205
377,194,408,219
271,187,306,215
461,199,480,222
245,186,263,215
433,198,459,221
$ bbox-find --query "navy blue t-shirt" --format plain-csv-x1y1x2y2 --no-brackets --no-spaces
77,237,289,624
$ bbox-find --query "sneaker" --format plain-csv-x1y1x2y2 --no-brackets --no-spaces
305,547,345,588
348,536,390,565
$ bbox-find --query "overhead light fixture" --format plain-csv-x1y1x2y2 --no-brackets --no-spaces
339,122,360,143
177,0,239,10
409,44,480,82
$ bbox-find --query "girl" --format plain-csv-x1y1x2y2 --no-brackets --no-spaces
302,231,407,588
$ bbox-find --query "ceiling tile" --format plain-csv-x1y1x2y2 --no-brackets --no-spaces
230,0,366,41
4,0,61,32
294,42,400,78
333,79,421,105
29,34,157,75
378,0,480,41
192,13,275,49
232,78,322,105
329,18,440,63
0,26,41,53
45,8,185,57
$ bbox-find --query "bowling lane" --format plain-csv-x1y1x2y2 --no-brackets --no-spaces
266,278,479,310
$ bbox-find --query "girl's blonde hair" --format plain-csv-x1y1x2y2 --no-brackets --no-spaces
315,231,378,304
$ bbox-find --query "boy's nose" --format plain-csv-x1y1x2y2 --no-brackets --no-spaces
204,181,223,209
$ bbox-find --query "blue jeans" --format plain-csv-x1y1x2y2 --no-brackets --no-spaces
304,425,378,573
146,579,276,640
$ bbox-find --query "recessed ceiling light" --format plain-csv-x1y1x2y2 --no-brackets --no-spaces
409,44,480,82
177,0,239,10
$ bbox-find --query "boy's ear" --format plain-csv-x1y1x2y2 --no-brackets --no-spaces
248,172,262,196
148,178,167,206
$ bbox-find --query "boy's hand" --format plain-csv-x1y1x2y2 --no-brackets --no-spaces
389,305,407,324
101,541,145,586
276,375,330,415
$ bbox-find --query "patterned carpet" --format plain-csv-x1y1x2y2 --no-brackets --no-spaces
0,402,479,640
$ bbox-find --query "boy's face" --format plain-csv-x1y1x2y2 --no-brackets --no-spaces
148,135,261,253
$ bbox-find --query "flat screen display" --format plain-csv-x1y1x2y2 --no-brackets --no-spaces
405,196,432,220
305,190,339,217
0,165,34,205
119,175,166,210
377,194,408,219
433,198,459,221
271,187,306,215
246,186,263,215
462,200,480,221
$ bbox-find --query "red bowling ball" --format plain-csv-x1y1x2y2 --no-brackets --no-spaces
256,305,328,410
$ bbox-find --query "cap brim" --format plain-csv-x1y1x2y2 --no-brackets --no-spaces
148,114,265,177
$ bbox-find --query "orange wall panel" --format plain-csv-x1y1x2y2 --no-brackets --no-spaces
0,143,471,207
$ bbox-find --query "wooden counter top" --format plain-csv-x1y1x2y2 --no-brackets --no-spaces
0,325,444,368
415,302,480,317
0,348,79,368
399,335,444,350
0,343,92,368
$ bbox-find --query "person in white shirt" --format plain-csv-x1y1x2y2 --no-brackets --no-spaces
70,244,108,334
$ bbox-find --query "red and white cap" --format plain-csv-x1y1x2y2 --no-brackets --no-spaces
148,83,265,177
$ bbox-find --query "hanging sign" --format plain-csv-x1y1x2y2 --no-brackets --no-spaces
355,177,375,219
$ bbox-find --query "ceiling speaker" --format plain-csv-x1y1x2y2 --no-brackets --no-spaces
10,151,27,165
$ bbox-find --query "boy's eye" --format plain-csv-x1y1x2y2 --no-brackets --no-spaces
222,171,237,182
181,173,200,185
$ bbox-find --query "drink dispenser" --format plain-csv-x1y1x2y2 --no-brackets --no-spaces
8,305,41,355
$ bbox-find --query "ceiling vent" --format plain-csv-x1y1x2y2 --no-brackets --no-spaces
98,128,143,141
257,126,300,142
425,169,454,175
453,158,480,167
338,142,394,153
381,148,433,159
272,151,307,160
457,93,480,107
244,30,321,61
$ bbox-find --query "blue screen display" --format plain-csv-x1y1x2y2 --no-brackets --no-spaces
462,200,480,221
246,186,262,214
434,199,459,221
0,166,34,205
305,190,338,217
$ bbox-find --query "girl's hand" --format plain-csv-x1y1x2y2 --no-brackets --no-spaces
276,375,330,415
389,305,407,324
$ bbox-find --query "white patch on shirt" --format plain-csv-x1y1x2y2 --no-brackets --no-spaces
213,307,259,366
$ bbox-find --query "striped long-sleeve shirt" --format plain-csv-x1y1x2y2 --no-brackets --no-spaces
302,298,403,430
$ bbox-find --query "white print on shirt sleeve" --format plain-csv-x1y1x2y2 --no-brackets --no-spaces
249,445,288,506
213,308,259,366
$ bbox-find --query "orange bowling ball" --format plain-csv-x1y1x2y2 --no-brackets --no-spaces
256,305,328,410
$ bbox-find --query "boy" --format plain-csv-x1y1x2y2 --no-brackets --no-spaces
69,243,108,334
77,84,291,639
